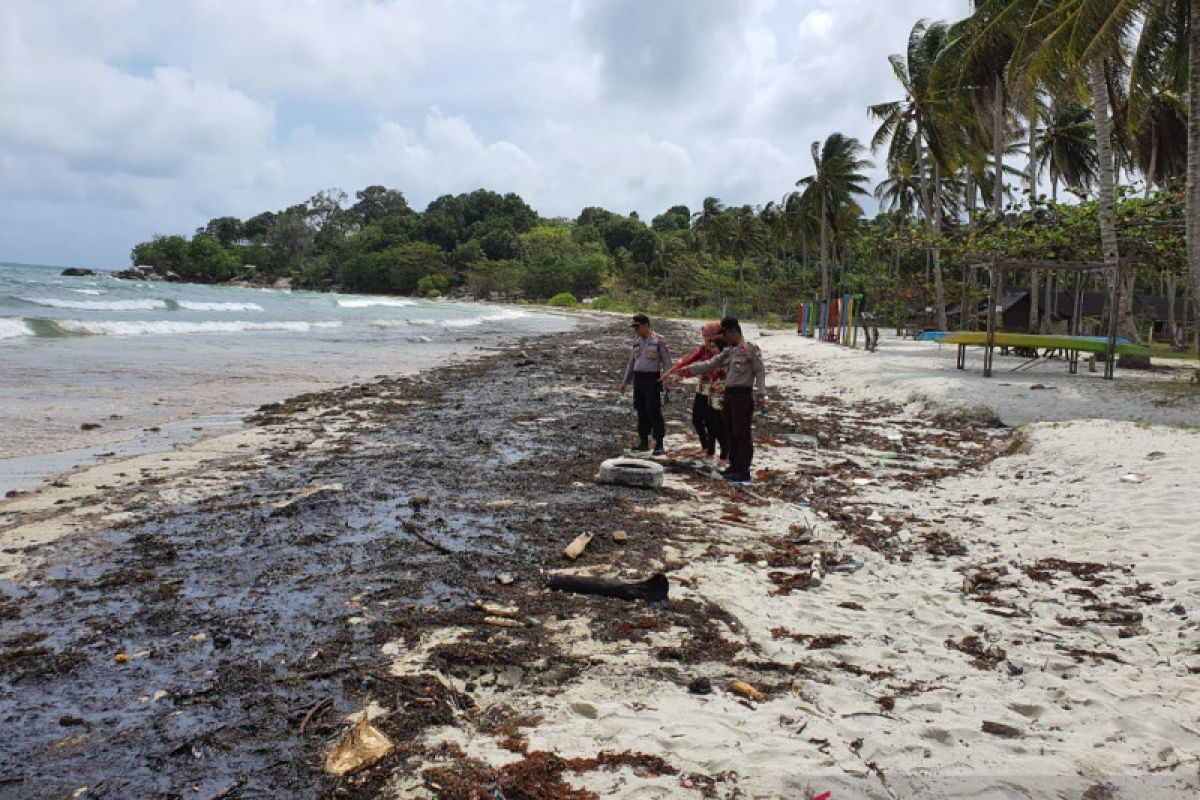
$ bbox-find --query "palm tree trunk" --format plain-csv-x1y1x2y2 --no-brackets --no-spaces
1090,60,1142,353
932,162,947,329
1042,269,1054,334
819,192,830,302
993,74,1005,213
1166,271,1179,349
1187,2,1200,347
966,171,977,227
1029,269,1040,330
1145,131,1158,199
1027,95,1038,201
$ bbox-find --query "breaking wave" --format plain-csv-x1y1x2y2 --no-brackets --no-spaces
19,297,168,311
176,301,264,312
336,297,417,309
0,318,33,339
51,319,343,337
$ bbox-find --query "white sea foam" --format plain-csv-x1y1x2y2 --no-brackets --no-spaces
0,318,33,339
337,297,417,308
405,309,528,328
70,289,105,295
20,297,167,311
177,301,264,312
479,309,528,322
55,320,342,337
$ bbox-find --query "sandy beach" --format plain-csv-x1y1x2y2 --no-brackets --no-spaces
2,316,1198,799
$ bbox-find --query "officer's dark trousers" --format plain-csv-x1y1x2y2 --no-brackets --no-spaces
707,401,727,458
722,387,754,472
633,371,665,445
691,393,712,452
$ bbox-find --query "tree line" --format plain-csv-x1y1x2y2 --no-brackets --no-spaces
130,1,1198,350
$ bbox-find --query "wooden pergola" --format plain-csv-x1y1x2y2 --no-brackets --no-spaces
963,256,1126,380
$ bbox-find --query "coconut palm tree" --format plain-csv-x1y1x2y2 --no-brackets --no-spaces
871,19,962,328
796,133,874,302
725,205,768,290
1131,89,1188,194
692,197,729,260
1035,98,1099,201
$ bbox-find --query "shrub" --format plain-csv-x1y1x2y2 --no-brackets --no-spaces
547,292,578,307
591,295,615,310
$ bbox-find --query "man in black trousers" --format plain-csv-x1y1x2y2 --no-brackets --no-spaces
618,313,673,455
677,317,766,481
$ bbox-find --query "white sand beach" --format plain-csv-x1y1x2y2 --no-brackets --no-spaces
403,329,1200,798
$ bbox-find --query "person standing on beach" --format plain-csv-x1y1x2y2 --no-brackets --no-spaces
661,321,728,466
678,317,765,482
618,313,673,455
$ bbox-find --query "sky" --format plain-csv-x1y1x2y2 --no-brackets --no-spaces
1,0,970,268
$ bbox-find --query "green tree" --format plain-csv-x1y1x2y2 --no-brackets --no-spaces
351,185,411,223
198,216,244,247
186,234,239,282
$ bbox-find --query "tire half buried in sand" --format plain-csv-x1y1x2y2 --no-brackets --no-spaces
597,457,664,489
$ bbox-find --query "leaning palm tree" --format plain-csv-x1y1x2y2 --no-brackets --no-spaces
796,133,874,302
1035,97,1099,201
871,19,962,328
1019,0,1157,345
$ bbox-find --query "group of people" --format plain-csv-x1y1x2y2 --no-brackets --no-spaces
618,313,766,483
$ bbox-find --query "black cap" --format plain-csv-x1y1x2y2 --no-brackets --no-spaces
719,316,740,332
630,313,650,327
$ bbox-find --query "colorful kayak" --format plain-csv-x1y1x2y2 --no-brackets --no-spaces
915,331,1149,357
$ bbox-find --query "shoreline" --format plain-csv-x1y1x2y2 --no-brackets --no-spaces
0,297,588,493
2,319,1198,797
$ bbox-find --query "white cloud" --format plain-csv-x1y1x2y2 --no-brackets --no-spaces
0,0,974,267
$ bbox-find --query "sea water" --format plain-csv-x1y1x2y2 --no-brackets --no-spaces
0,262,579,491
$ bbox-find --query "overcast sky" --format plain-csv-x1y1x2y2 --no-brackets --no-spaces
1,0,970,268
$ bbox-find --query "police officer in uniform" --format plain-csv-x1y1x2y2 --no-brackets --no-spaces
618,313,673,455
679,317,765,481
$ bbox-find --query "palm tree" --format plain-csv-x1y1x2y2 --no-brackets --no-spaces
1131,89,1188,195
871,19,961,328
1035,98,1099,201
1020,0,1163,346
875,159,922,218
796,133,874,302
726,205,768,290
692,197,729,260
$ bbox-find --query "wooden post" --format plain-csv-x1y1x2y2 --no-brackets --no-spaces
984,261,999,377
959,267,970,331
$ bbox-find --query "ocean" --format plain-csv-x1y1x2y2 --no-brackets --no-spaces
0,262,579,491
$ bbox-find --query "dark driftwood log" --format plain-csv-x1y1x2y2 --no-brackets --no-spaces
546,573,669,603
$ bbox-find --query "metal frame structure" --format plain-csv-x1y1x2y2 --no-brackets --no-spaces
964,256,1125,380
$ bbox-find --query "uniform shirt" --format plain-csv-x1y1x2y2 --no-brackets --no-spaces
675,343,724,394
684,340,766,392
623,332,673,381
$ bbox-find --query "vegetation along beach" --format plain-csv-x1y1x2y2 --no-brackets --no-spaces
3,1,1200,798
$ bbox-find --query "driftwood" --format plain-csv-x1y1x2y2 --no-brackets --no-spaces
562,532,594,560
546,573,669,603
